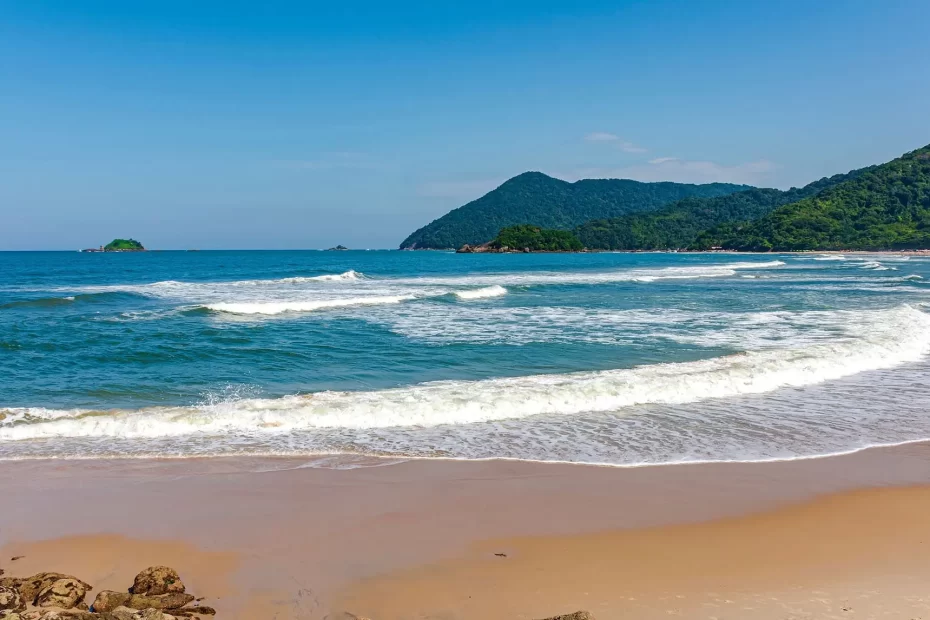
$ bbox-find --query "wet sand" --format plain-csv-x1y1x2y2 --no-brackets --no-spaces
2,443,930,618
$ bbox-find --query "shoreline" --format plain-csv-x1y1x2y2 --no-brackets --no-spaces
2,441,930,618
2,433,930,468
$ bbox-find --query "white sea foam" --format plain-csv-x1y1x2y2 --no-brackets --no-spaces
378,304,915,348
397,260,785,287
3,305,927,441
278,270,363,283
859,261,893,271
206,295,414,315
813,254,846,261
454,285,508,300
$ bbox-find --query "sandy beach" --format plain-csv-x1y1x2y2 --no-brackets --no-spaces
2,442,930,619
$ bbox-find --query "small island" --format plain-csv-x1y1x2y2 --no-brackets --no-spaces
81,238,146,252
326,245,349,251
457,225,585,253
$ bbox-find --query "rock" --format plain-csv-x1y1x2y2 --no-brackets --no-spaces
0,587,24,612
19,574,92,606
130,568,184,597
126,594,194,611
100,608,137,620
29,611,99,620
91,591,131,613
135,611,169,620
162,607,215,618
0,612,22,620
0,588,24,614
325,614,371,620
0,580,22,591
537,613,596,620
36,579,89,609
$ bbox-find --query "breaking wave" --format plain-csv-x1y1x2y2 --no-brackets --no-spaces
454,285,508,300
205,294,414,315
3,305,927,441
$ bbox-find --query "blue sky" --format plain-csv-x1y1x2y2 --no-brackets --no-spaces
1,0,928,250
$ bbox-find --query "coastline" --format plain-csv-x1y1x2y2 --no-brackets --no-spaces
2,442,929,618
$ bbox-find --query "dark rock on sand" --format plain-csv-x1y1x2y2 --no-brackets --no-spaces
537,612,596,620
0,586,25,612
19,574,92,606
91,591,131,613
163,606,215,618
36,578,89,609
130,568,184,597
126,593,194,611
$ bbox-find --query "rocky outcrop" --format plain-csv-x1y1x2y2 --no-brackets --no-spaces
537,612,596,620
456,243,503,253
0,586,25,613
2,566,212,620
124,595,193,611
35,579,89,609
130,568,184,597
19,575,91,607
23,611,99,620
89,593,130,614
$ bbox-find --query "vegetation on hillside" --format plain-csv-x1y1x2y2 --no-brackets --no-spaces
693,145,930,251
400,172,750,249
104,238,145,251
489,225,583,251
575,170,865,251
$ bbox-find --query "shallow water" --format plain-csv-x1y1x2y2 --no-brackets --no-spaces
1,250,929,464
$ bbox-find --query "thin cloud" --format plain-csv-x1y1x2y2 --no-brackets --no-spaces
585,132,621,142
584,132,647,153
561,158,778,186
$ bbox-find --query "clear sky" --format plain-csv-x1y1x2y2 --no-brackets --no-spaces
1,0,928,250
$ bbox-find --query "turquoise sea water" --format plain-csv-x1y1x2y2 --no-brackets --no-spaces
2,250,930,464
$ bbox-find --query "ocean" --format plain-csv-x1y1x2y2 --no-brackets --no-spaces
1,250,929,465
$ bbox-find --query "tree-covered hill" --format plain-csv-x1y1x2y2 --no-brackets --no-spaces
399,172,750,249
103,238,145,251
575,169,865,251
694,145,930,251
490,224,583,252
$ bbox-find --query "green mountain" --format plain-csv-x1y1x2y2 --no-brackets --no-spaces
399,172,751,249
103,238,145,251
695,145,930,251
575,170,863,251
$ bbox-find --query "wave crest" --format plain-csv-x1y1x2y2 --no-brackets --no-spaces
206,294,413,315
3,305,927,440
454,285,508,300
